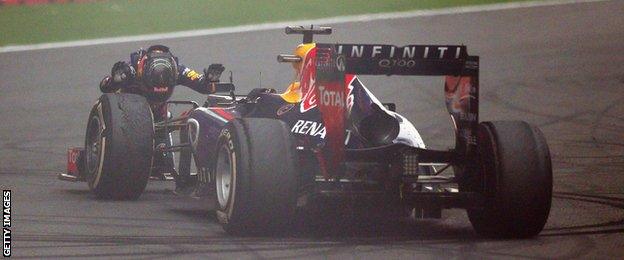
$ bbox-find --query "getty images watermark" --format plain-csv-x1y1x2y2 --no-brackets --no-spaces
3,190,10,257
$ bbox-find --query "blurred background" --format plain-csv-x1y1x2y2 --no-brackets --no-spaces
1,0,623,258
1,0,531,46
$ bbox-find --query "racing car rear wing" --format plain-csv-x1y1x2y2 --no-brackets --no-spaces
321,42,480,150
333,44,476,76
312,43,479,177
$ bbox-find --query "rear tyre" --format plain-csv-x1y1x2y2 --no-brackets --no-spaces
466,121,552,238
84,93,154,200
214,118,298,235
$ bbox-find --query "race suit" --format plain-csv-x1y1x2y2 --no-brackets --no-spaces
100,49,212,118
99,49,213,184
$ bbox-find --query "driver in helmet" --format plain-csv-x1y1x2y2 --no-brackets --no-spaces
100,44,224,107
99,44,224,191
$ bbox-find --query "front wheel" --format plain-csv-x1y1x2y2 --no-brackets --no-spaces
466,121,552,238
84,93,154,200
214,118,298,235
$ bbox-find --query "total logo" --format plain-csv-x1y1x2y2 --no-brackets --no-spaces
300,74,356,113
318,86,345,108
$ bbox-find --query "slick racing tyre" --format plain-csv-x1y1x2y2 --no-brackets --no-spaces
84,93,154,200
466,121,552,238
214,118,298,235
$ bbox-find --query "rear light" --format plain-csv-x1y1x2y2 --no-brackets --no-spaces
402,151,419,176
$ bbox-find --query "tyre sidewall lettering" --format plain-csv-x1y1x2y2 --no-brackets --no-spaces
92,101,106,189
86,100,107,190
216,128,238,224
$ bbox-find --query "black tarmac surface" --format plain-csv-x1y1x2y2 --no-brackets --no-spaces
1,1,623,258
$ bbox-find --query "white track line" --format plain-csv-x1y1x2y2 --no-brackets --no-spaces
0,0,609,53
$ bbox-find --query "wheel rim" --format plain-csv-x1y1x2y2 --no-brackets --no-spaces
86,116,103,176
216,145,233,209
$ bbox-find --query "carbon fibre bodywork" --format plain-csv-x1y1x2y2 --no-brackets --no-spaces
187,74,427,189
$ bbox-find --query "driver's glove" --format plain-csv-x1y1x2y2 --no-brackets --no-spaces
111,61,136,84
204,63,225,82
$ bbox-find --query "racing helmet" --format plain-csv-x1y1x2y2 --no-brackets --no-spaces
139,45,178,103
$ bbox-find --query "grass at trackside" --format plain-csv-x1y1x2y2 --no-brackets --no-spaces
0,0,536,46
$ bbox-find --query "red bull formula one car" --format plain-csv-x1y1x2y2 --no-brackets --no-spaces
61,26,552,238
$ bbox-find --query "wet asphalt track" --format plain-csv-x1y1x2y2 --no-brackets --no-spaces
1,0,624,258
